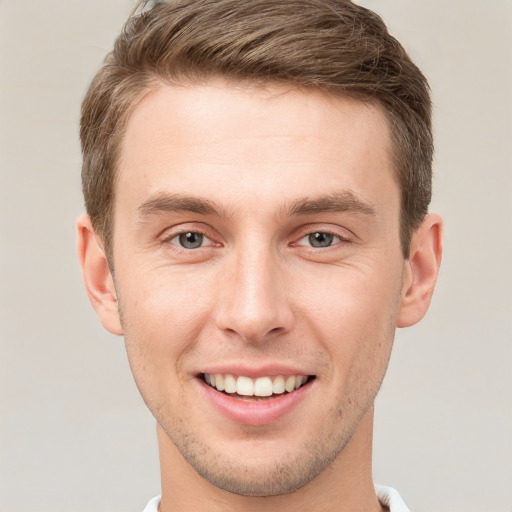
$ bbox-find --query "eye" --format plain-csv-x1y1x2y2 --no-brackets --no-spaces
170,231,211,249
296,231,343,248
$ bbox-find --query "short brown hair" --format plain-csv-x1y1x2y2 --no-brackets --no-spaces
81,0,433,260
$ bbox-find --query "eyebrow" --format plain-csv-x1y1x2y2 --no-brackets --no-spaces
137,190,376,220
137,193,223,218
282,191,376,218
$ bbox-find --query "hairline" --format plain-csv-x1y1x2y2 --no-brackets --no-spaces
101,73,412,264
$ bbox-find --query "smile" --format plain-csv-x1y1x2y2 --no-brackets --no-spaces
198,371,315,425
202,373,312,398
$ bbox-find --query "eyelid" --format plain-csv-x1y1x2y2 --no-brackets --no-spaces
160,223,222,248
294,231,343,250
294,232,344,248
290,224,354,247
168,232,215,248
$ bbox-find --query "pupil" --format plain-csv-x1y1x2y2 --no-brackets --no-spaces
179,232,203,249
309,232,333,248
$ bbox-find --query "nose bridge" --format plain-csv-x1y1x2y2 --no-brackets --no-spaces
216,234,292,342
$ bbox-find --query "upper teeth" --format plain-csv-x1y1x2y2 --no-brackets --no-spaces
203,373,309,397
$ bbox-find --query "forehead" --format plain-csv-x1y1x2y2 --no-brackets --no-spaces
116,79,397,218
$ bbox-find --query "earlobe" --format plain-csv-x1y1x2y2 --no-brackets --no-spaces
76,214,123,335
397,213,443,328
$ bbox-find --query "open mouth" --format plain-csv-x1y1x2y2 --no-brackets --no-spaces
201,373,314,400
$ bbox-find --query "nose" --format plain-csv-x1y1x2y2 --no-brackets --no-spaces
214,243,294,343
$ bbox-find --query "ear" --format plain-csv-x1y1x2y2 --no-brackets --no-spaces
76,214,123,335
397,213,443,328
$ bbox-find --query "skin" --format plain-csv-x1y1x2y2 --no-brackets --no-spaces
78,79,442,512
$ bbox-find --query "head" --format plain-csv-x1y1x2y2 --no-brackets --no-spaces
78,0,442,502
81,0,433,264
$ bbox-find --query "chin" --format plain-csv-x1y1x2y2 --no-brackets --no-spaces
172,427,347,497
192,459,322,497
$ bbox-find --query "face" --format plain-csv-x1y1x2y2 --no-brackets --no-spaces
111,80,407,495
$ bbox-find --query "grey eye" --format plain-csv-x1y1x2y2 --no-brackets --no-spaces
178,232,204,249
308,232,334,248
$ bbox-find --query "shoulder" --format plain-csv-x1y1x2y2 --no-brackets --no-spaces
375,485,411,512
141,495,161,512
143,488,409,512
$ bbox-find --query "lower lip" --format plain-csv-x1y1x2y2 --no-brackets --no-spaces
198,378,313,426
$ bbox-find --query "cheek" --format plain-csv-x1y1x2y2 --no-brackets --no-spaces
120,263,214,333
297,260,402,373
304,259,402,324
116,266,215,391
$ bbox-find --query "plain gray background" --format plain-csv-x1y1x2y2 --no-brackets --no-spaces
1,1,511,511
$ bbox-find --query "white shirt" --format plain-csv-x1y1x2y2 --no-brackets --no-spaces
142,485,410,511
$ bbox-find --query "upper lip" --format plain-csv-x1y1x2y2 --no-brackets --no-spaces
198,363,314,378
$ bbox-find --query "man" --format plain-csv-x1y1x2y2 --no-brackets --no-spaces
77,0,442,510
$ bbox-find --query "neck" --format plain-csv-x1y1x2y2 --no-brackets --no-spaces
157,407,382,512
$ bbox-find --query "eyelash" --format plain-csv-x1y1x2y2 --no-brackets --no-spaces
292,230,350,250
168,231,215,249
161,225,352,253
160,223,220,252
165,234,216,253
